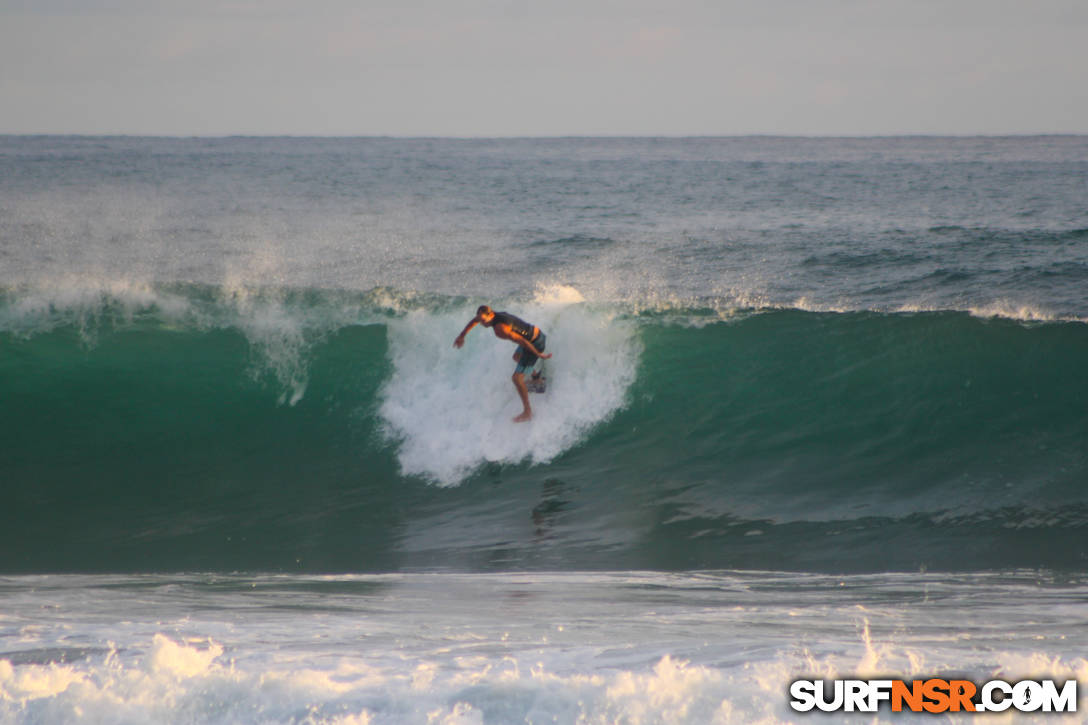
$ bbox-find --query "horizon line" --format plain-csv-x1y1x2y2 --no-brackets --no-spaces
2,132,1086,140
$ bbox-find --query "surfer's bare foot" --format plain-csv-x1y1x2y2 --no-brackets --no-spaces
513,411,532,423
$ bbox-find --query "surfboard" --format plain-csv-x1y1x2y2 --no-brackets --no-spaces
526,368,547,394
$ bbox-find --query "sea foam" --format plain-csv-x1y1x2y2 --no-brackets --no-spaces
379,286,639,485
3,631,1086,725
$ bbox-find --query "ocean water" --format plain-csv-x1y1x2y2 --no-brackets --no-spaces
1,136,1087,722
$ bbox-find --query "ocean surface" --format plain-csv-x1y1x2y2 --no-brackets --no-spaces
1,135,1086,722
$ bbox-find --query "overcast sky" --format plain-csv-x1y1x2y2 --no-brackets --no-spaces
2,0,1085,136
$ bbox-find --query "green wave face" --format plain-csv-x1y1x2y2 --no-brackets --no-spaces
2,284,1087,573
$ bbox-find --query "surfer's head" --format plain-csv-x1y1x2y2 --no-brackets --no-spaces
476,305,495,325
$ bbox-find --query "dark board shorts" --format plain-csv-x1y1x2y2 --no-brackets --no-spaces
514,332,546,374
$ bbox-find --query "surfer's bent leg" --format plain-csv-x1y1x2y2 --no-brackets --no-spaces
511,332,544,423
512,372,532,422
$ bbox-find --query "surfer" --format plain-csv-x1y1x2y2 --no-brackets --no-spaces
454,305,552,423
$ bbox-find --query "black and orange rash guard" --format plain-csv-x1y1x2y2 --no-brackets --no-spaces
492,311,538,341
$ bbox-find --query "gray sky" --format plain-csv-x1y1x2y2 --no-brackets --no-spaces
2,0,1085,136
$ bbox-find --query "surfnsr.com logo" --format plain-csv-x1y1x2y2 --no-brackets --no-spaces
789,678,1077,714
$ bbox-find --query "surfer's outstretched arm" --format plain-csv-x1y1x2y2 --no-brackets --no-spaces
453,315,482,348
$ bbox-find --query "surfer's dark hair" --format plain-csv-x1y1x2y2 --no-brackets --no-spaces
476,305,492,317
